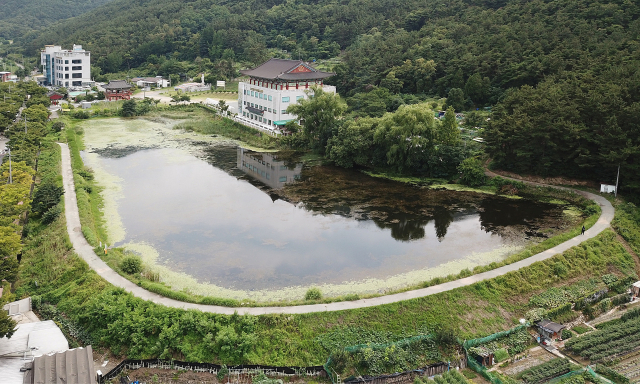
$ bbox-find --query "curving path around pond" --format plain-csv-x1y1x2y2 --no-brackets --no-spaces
59,143,614,315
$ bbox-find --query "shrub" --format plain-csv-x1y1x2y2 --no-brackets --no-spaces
51,121,65,132
41,206,61,224
601,274,618,286
32,183,64,215
561,329,573,339
457,157,486,187
73,110,90,119
305,287,322,301
120,256,143,274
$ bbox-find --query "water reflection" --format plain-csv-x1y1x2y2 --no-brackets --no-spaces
95,145,570,291
237,148,302,189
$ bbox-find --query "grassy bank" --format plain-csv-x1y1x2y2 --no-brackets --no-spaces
13,128,639,369
176,106,280,150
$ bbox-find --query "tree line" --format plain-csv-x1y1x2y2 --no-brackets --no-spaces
1,82,62,338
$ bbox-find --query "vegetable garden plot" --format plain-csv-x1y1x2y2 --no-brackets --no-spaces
424,370,470,384
517,358,575,384
610,351,640,383
564,317,640,362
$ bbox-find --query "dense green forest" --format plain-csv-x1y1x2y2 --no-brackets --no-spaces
0,0,116,40
10,0,640,193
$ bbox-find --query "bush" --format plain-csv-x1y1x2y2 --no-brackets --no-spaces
32,183,64,215
41,206,61,224
51,121,65,132
561,329,573,339
120,256,143,274
457,157,486,187
73,110,90,119
305,287,322,301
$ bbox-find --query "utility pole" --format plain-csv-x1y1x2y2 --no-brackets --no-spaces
7,148,12,184
615,164,620,198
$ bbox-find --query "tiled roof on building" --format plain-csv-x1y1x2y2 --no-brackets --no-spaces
103,80,132,90
240,58,334,80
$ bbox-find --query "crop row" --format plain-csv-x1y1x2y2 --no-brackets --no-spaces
521,358,572,384
586,338,640,362
565,317,640,353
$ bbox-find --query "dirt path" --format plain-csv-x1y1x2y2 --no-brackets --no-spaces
58,143,614,314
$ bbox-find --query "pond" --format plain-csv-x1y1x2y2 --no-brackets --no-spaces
80,118,577,302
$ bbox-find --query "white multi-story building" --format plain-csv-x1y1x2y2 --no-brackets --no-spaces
237,58,335,133
40,45,92,88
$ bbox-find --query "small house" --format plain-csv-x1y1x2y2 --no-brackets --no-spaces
632,281,640,298
536,319,565,340
46,91,65,105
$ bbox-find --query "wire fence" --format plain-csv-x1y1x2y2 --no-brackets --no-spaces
98,359,326,384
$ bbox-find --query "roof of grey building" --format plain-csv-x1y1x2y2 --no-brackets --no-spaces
24,345,96,384
0,320,69,384
240,58,334,80
537,319,565,333
103,80,132,90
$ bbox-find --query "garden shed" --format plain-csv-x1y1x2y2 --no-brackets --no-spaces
536,320,565,340
632,281,640,298
470,346,494,367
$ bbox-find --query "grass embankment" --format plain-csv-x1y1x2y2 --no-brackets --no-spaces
176,114,279,150
14,131,638,368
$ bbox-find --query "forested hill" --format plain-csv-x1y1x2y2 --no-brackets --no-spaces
19,0,640,194
22,0,639,97
0,0,116,40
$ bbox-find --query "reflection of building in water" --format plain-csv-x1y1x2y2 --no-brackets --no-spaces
237,147,302,189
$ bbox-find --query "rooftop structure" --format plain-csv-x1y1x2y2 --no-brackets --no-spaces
40,45,92,89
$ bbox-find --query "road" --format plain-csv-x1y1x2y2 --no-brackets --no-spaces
58,142,614,315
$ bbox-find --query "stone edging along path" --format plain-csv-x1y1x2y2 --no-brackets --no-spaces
59,143,614,315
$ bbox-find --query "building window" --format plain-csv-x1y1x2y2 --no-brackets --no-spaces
279,176,287,182
72,66,82,71
72,73,82,78
268,120,272,125
65,67,69,71
281,110,286,114
65,74,69,79
65,60,69,64
268,95,273,101
251,91,254,97
72,59,82,64
72,81,82,86
282,97,290,102
268,108,271,113
296,96,304,101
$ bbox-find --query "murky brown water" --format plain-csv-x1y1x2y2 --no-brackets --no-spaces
94,145,572,292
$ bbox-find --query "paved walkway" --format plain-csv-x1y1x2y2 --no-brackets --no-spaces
59,143,614,315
